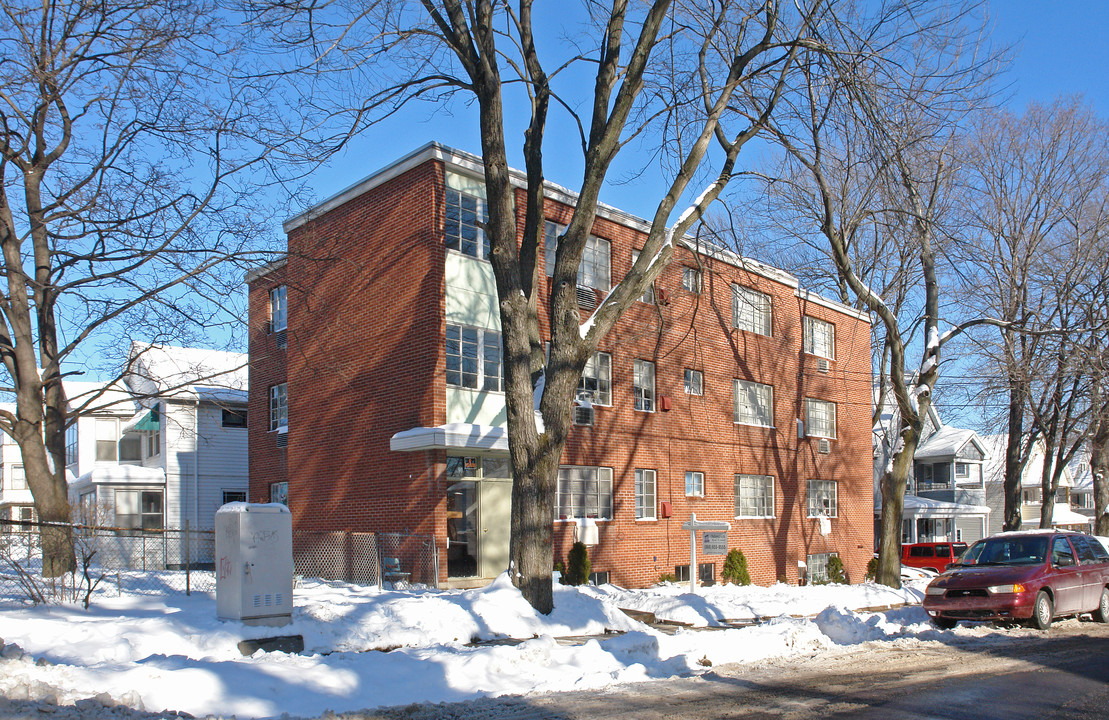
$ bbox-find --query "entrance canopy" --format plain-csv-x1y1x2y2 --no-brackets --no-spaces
390,424,508,453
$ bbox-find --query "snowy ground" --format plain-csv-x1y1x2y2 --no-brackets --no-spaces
0,573,1023,719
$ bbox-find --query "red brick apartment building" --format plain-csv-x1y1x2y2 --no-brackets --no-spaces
247,142,874,589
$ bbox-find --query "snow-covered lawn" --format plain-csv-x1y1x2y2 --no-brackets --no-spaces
0,574,1021,718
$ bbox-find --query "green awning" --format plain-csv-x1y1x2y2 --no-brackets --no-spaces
134,407,160,431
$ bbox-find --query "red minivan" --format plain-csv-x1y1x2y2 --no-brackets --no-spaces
923,530,1109,629
902,541,969,573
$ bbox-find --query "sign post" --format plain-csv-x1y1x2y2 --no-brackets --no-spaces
680,513,732,594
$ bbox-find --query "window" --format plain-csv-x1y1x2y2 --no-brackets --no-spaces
544,222,611,290
222,409,248,428
445,187,489,259
146,428,161,458
631,250,654,303
65,424,77,466
635,469,657,519
556,466,613,520
223,490,247,504
10,465,26,491
735,474,774,518
685,471,704,497
96,419,118,461
684,369,703,396
807,552,837,584
269,286,287,332
732,285,772,336
1023,487,1041,504
805,398,836,438
734,380,773,427
143,403,161,458
578,352,612,406
269,383,288,431
674,563,716,585
803,316,835,359
118,435,142,462
270,481,288,506
955,462,969,478
588,571,610,585
807,479,838,517
115,490,164,534
446,324,503,391
682,267,702,294
633,360,655,412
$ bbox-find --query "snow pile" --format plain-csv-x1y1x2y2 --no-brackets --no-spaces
0,573,998,719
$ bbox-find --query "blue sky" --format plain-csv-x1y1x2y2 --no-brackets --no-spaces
302,2,1109,227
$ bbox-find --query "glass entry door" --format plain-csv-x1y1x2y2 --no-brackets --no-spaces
446,478,478,578
446,455,511,579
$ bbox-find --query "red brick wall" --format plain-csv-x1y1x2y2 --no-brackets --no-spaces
248,264,289,503
249,154,874,588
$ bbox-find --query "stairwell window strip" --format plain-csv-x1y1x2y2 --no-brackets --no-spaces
803,316,835,359
269,383,288,431
735,474,775,518
734,379,773,427
446,324,503,392
633,359,655,412
556,466,613,520
805,398,836,438
732,285,772,336
635,469,657,520
807,479,838,518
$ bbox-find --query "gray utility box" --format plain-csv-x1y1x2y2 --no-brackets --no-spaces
216,503,294,626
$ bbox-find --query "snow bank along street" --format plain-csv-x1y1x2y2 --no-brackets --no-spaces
0,573,1058,719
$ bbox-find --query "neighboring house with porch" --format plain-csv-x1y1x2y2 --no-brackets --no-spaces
67,343,249,544
982,434,1093,534
874,396,991,545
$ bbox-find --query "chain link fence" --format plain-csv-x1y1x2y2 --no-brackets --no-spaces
0,519,439,606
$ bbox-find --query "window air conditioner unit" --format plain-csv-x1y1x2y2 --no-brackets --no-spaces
818,438,831,454
576,286,596,310
817,357,830,373
573,405,595,426
275,329,287,349
276,431,288,448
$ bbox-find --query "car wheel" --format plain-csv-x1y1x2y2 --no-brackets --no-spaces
1095,587,1109,623
1030,590,1053,630
932,616,957,630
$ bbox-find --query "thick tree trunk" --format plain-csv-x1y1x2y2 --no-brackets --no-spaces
876,427,920,588
1091,414,1109,536
1003,390,1025,531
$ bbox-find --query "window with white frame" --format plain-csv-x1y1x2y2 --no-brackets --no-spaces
807,479,838,517
556,466,613,519
446,324,503,391
807,552,837,583
11,465,26,490
631,250,654,303
685,471,704,497
732,285,772,336
270,285,287,332
95,418,118,461
682,266,702,294
118,434,142,462
544,222,611,290
803,316,835,359
445,187,489,259
734,379,773,427
684,369,703,396
633,359,655,412
955,462,969,478
269,383,288,431
735,474,774,518
65,424,77,466
223,490,247,504
635,469,657,519
578,352,612,405
805,398,836,438
115,489,164,534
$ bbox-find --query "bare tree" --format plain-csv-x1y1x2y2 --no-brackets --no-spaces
0,0,288,575
741,1,998,587
958,98,1109,531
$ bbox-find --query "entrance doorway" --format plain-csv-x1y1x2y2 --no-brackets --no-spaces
445,455,512,580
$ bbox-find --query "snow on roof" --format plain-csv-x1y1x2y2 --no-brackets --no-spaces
63,379,137,415
127,342,247,400
913,425,979,461
391,423,508,452
70,465,166,490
